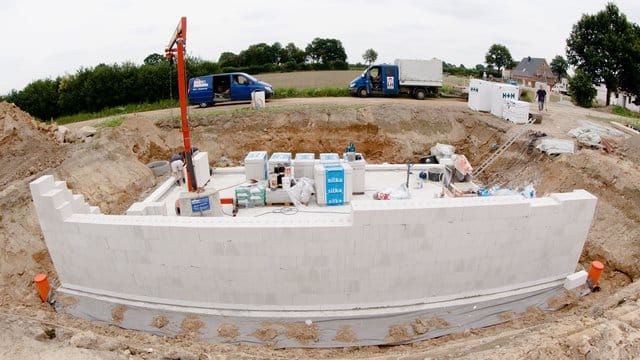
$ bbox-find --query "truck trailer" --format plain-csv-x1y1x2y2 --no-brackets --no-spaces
349,59,443,99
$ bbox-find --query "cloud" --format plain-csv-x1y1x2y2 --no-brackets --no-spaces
2,0,640,94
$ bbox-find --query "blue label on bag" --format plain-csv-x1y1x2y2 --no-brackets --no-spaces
324,165,344,206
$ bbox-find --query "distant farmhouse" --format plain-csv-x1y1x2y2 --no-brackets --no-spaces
510,57,555,87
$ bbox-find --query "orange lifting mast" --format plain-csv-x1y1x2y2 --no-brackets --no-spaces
165,17,196,192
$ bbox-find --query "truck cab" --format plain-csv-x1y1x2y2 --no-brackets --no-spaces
188,72,273,107
349,65,400,98
350,59,442,100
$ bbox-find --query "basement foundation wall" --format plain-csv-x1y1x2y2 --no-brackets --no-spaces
30,175,597,346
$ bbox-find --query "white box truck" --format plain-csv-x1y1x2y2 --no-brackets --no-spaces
349,58,443,99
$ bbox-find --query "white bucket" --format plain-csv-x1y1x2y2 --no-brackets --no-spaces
251,91,266,109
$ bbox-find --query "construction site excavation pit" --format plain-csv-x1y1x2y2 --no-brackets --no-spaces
4,99,640,356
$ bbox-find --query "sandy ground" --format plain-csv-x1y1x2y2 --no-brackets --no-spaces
1,96,639,359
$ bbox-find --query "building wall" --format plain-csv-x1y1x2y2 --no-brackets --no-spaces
30,175,597,310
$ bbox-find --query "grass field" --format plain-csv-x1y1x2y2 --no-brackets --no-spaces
256,70,470,89
256,70,362,88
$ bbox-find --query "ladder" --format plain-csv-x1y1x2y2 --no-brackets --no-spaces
472,117,536,178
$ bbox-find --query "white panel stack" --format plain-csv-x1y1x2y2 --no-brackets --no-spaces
314,163,353,206
343,153,366,194
502,100,530,124
268,152,292,172
244,151,268,180
319,153,341,165
491,83,519,118
468,79,492,112
293,153,315,179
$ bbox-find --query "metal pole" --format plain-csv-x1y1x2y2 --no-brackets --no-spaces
170,17,197,191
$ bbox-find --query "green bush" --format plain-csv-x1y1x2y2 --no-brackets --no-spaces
439,85,456,95
612,105,640,118
568,70,597,107
520,89,533,102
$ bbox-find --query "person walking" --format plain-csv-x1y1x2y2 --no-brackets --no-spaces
536,85,547,112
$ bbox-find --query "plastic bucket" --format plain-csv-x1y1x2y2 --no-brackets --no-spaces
147,160,170,177
427,167,444,182
34,273,50,302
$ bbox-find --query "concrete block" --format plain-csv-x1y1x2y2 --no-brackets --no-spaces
29,175,55,196
126,202,146,215
564,270,588,290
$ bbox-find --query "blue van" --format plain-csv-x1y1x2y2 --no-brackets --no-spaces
188,72,274,107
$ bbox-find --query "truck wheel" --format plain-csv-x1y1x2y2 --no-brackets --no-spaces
199,102,208,108
358,88,368,97
414,89,426,100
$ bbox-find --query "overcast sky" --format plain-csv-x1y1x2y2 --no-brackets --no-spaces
2,0,640,94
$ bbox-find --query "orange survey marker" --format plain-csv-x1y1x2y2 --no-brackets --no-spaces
34,273,50,302
587,261,604,288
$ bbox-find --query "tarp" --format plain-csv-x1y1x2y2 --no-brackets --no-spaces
536,138,575,154
577,120,625,137
568,128,602,147
568,120,625,147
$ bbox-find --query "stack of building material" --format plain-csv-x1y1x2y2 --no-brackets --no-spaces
502,100,530,124
491,83,519,118
467,79,492,111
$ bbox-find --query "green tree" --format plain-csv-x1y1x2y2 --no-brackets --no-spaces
568,69,597,107
280,42,306,64
8,79,60,120
218,52,239,67
362,48,378,65
485,44,515,72
550,55,569,81
566,3,639,105
618,24,640,100
143,53,166,66
305,38,347,65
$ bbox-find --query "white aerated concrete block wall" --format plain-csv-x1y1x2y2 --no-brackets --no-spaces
30,175,597,310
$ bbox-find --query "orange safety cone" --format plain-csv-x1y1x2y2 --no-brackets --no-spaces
34,273,50,302
587,261,604,290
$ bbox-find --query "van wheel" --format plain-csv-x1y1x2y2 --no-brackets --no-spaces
414,89,426,100
199,102,208,108
358,88,368,97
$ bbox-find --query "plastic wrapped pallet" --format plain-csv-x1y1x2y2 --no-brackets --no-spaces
502,100,530,124
314,163,352,206
468,79,492,112
491,83,519,118
235,183,266,208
